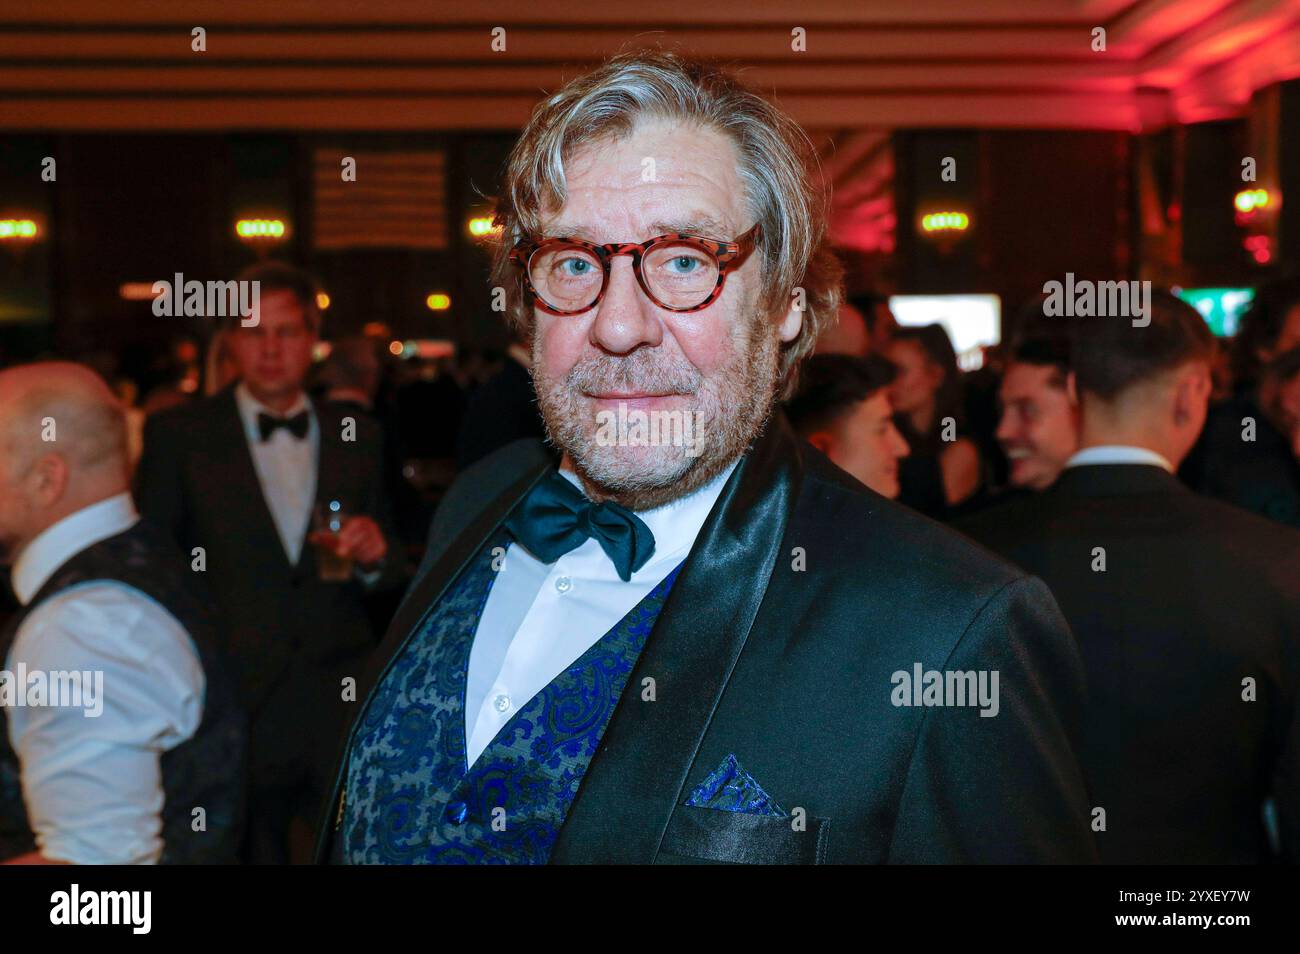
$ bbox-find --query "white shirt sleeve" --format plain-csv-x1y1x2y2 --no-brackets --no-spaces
5,582,205,865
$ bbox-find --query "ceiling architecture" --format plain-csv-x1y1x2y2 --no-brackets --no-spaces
2,0,1297,255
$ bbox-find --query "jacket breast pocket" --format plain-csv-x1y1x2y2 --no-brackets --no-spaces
658,805,830,865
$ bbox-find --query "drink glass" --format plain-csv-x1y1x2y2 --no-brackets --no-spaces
310,500,354,582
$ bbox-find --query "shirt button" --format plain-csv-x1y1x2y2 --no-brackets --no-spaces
493,693,511,713
555,575,572,593
446,801,468,825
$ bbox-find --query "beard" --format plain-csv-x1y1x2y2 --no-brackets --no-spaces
532,315,782,511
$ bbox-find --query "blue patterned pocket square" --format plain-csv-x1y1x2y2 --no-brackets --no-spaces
684,754,787,817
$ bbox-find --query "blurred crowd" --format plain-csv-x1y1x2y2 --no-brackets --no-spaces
791,280,1300,530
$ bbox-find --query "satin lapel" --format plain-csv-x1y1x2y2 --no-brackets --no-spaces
549,413,804,864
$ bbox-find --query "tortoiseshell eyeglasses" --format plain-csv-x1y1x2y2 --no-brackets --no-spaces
509,223,762,316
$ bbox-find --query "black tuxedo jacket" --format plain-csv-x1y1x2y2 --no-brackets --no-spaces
134,386,404,720
957,464,1300,863
316,413,1097,863
455,356,548,470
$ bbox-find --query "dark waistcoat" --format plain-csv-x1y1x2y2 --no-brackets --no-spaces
336,528,682,863
0,520,245,863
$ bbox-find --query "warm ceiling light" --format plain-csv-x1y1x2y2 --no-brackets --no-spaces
426,293,451,311
920,212,970,233
388,339,405,356
119,282,158,301
316,292,330,310
1234,188,1271,214
0,219,39,241
235,218,287,241
468,215,502,238
405,339,456,359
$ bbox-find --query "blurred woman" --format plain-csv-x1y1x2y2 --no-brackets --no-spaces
887,324,982,518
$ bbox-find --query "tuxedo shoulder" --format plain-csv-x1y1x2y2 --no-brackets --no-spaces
439,438,551,515
1177,489,1300,557
143,392,229,437
951,491,1045,545
797,452,1031,598
460,437,551,484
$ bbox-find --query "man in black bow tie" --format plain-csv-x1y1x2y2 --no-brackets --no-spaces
136,261,402,864
319,50,1096,865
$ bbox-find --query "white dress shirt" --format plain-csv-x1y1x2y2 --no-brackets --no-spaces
234,383,319,563
6,493,204,865
464,460,738,765
1065,444,1174,473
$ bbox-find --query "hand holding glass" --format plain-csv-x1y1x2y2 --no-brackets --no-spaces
309,500,353,582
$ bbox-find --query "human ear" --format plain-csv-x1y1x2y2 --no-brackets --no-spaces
777,298,803,343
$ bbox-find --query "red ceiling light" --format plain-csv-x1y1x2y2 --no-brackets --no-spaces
1244,234,1271,265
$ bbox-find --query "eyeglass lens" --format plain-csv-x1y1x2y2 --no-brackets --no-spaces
529,239,721,312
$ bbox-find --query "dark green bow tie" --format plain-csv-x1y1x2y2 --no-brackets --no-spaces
503,471,655,581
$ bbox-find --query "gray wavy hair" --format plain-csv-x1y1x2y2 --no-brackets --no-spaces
489,48,843,397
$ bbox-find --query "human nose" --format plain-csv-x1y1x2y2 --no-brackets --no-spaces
890,424,910,458
589,256,662,355
995,410,1015,443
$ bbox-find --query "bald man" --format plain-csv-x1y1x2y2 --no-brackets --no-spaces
0,362,244,864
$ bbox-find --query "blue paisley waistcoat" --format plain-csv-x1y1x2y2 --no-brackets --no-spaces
339,529,683,864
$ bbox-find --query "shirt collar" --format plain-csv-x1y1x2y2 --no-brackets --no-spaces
559,458,739,564
12,492,139,605
1065,444,1174,473
234,381,312,442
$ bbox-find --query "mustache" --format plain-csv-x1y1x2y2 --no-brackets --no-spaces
564,353,702,396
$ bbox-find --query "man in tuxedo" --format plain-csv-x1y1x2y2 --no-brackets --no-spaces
959,292,1300,863
136,262,403,864
317,50,1096,865
0,363,242,864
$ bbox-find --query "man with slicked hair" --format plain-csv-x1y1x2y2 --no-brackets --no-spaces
0,362,243,864
320,50,1095,865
